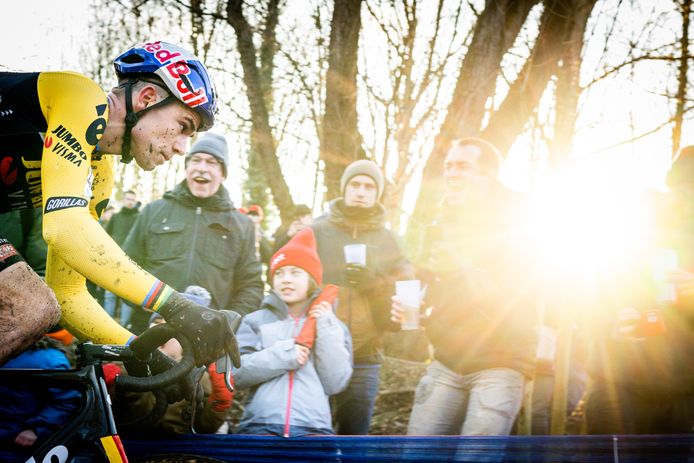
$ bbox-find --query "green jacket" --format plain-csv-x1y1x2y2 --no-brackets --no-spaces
0,209,48,276
123,181,263,315
106,204,141,246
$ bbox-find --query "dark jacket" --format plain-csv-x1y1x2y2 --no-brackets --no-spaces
311,199,414,361
0,338,80,444
123,181,263,315
590,190,694,395
417,185,538,378
0,209,47,275
107,204,141,245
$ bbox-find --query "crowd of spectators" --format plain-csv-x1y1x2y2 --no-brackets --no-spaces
1,135,693,449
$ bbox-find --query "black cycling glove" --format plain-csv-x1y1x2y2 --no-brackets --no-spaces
158,291,241,368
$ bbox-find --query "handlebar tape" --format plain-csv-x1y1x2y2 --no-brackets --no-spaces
116,324,195,391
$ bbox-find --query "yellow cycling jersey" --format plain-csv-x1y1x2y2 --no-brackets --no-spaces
0,71,173,344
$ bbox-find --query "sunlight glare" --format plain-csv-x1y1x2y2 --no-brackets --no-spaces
527,163,654,278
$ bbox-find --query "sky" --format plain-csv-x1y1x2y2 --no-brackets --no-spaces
1,0,88,73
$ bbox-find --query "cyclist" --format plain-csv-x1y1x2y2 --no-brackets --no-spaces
0,41,239,368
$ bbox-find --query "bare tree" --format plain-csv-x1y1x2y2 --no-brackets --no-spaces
321,0,365,200
673,0,691,157
482,0,598,158
550,0,599,164
243,0,281,212
226,0,295,221
361,0,466,230
411,0,540,231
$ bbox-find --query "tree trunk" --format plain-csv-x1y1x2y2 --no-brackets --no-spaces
550,0,598,166
226,0,295,221
190,0,204,57
482,0,575,156
244,0,281,211
673,0,691,158
411,0,539,230
321,0,365,200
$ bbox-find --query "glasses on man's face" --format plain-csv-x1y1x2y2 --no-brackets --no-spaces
188,156,221,168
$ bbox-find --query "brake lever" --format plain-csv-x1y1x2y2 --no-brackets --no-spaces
214,310,242,392
187,367,207,434
215,355,235,393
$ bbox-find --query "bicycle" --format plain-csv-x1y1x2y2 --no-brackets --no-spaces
0,321,236,463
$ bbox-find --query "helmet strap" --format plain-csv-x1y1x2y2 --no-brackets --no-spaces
120,80,176,165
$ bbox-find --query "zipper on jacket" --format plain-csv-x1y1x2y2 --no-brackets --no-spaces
283,315,302,438
185,206,202,282
283,371,295,438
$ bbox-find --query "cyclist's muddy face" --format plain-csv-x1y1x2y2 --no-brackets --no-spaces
131,103,200,171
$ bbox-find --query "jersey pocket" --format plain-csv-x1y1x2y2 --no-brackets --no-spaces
146,221,186,262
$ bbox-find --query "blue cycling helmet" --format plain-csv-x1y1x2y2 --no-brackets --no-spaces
113,41,217,163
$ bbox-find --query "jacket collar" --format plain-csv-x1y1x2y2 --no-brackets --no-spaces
262,289,321,318
327,198,386,231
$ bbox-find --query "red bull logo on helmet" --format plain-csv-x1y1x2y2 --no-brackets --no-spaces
143,41,209,109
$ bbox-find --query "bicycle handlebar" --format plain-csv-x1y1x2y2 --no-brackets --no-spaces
114,323,195,392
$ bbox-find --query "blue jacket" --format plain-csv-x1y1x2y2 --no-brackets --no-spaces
233,290,353,437
0,344,80,443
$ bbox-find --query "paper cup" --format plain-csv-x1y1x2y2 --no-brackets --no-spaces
344,243,367,265
396,280,421,330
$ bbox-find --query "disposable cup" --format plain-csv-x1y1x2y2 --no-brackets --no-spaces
396,280,421,330
344,243,367,265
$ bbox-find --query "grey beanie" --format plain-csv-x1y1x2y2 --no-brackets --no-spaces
340,160,384,199
187,132,228,176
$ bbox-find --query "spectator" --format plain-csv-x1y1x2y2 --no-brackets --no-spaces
104,190,141,326
240,204,273,267
396,138,537,436
113,285,233,436
0,334,80,449
233,228,352,437
123,132,263,333
98,205,116,228
530,325,588,435
585,145,694,434
311,159,414,435
272,204,314,254
0,209,47,276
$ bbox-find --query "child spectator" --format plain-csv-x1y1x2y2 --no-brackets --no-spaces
233,228,352,437
0,334,80,449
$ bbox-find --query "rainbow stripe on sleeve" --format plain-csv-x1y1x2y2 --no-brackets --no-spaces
142,280,174,312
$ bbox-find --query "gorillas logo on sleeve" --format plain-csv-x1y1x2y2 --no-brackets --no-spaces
44,196,88,213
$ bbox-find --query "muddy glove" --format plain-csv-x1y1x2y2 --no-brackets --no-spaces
158,291,241,368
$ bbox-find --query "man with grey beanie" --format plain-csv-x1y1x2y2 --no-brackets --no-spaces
124,132,263,333
311,159,415,434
